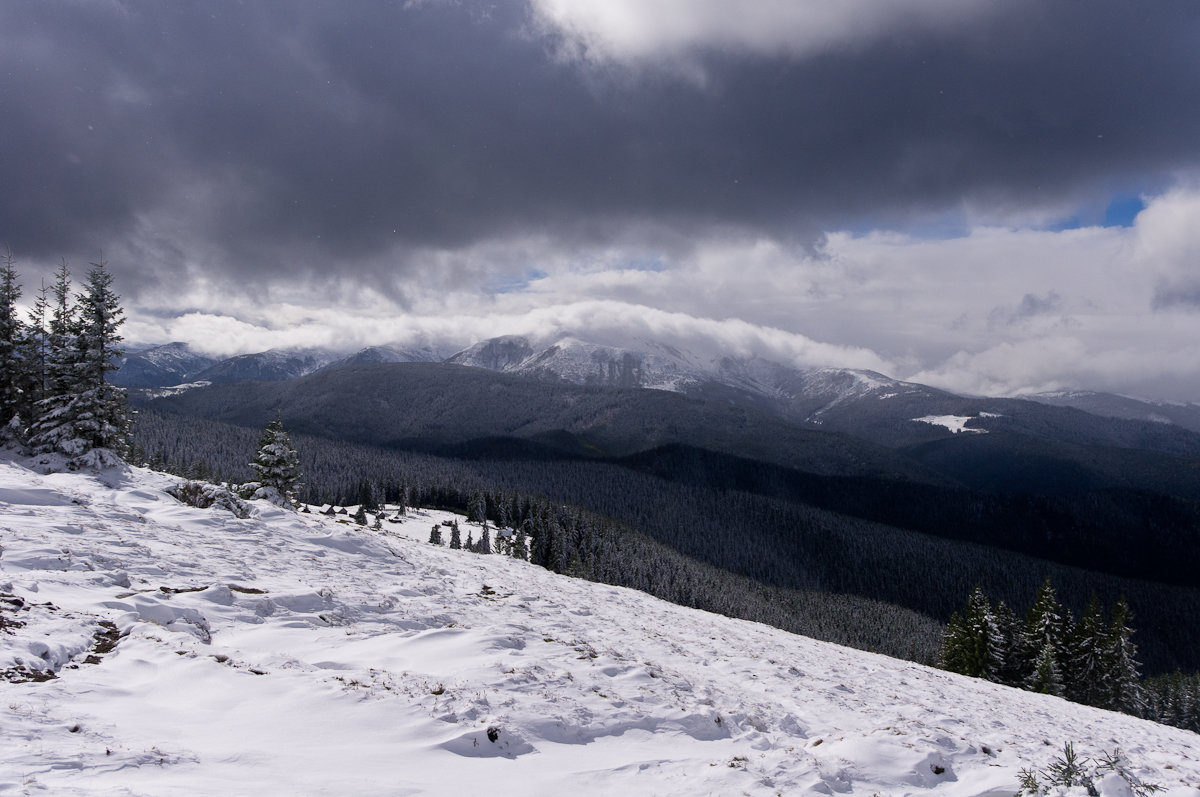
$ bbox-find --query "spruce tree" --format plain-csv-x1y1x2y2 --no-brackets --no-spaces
1066,595,1107,707
429,524,443,545
512,521,529,561
1027,641,1066,697
469,491,487,525
940,586,1004,680
478,525,492,555
993,601,1028,687
970,586,1005,681
1104,598,1146,715
69,257,130,459
28,260,79,455
248,413,302,506
0,250,22,437
27,259,130,466
449,520,462,550
1024,578,1069,689
15,280,50,431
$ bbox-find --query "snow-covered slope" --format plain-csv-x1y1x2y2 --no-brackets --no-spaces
193,347,338,384
113,343,218,388
3,455,1197,795
320,344,446,371
1025,390,1200,434
446,335,708,390
445,334,930,415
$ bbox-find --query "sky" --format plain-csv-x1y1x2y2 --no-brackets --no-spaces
4,0,1200,400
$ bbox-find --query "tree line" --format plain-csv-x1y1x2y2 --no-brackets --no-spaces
914,577,1200,733
941,579,1144,715
0,252,129,467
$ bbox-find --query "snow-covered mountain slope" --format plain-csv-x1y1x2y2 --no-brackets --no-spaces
1025,390,1200,434
3,455,1198,796
192,347,338,384
446,334,707,390
112,343,218,388
445,334,930,413
319,344,445,371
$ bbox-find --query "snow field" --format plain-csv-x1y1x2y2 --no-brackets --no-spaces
1,454,1198,795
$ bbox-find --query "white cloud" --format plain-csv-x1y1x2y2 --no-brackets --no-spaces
529,0,998,66
113,188,1200,402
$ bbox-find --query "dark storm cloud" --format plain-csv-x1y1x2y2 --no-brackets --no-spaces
987,291,1064,329
1153,283,1200,312
3,0,1200,288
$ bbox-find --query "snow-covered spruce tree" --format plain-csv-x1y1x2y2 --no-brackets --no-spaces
1065,595,1108,707
993,600,1028,687
29,261,81,455
1023,577,1070,687
0,249,22,438
477,524,492,555
940,611,973,675
245,413,302,507
16,280,51,431
29,258,131,466
939,586,1004,680
511,520,529,561
429,524,443,545
449,519,462,550
1027,640,1067,697
469,491,487,525
68,257,130,461
1103,598,1146,716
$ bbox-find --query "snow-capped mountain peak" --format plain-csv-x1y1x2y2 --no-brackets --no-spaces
445,334,921,405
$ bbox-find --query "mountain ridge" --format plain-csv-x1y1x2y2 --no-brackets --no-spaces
117,335,1200,440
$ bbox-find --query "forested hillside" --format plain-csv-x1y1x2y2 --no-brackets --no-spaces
132,406,1200,676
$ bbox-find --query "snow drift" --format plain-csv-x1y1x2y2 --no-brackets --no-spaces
1,453,1198,795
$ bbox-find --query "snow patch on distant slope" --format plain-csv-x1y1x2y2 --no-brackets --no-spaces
141,380,213,398
914,415,989,434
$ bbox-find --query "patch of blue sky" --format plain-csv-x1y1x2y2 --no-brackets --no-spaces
839,191,1149,241
838,209,971,241
620,255,667,272
1046,192,1147,232
489,268,548,294
1102,194,1146,227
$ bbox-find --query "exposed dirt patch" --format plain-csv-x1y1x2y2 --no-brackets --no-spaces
0,592,28,633
82,620,122,664
2,665,57,683
1,592,58,682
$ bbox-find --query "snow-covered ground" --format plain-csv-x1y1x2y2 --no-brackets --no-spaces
2,453,1198,796
914,415,989,434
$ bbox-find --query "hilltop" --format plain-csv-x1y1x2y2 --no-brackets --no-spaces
2,453,1198,795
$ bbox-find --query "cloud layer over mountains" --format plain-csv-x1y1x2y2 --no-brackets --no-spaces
4,1,1200,399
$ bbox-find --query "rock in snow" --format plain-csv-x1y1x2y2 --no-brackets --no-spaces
1,452,1198,795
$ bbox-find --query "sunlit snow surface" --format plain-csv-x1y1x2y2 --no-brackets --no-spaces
2,454,1198,796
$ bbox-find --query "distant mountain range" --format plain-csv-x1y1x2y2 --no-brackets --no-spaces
118,334,1200,443
115,343,445,388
